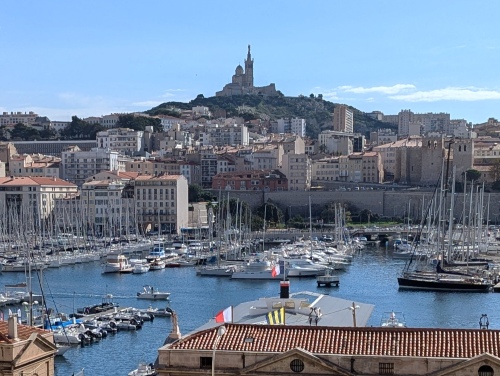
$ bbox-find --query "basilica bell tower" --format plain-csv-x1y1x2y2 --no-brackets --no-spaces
244,44,254,88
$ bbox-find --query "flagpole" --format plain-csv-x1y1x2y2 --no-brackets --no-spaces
231,305,233,323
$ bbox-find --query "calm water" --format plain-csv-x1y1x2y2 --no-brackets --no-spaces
1,247,499,375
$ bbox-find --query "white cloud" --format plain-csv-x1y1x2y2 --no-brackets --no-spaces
339,84,416,95
390,87,500,102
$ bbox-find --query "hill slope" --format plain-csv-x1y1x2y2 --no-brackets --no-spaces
146,95,396,139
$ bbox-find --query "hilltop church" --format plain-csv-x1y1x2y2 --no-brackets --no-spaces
216,45,279,97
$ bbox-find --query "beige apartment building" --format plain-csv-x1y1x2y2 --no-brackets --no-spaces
280,153,311,191
0,176,77,222
9,154,60,178
133,174,188,234
79,180,134,235
312,152,383,184
333,105,354,133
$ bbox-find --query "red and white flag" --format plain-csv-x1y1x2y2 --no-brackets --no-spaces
215,306,233,323
271,264,280,278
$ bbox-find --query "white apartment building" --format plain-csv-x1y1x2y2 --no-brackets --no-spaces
61,147,121,187
156,115,184,132
79,180,133,235
318,131,353,155
192,106,211,117
0,111,38,126
49,121,71,133
397,109,450,136
250,145,283,170
276,118,306,137
0,176,78,223
9,154,60,178
199,124,249,147
280,153,311,191
83,113,121,129
96,128,144,156
133,174,188,235
333,105,354,133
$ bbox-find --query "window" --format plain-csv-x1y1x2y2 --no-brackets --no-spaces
290,359,304,373
479,365,494,376
379,363,394,375
199,357,212,369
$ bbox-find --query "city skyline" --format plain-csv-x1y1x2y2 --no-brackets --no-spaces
1,1,500,124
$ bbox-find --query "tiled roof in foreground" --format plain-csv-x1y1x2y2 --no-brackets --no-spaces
0,321,51,344
168,324,500,358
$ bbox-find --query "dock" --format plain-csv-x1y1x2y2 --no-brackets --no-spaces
316,273,339,287
493,282,500,293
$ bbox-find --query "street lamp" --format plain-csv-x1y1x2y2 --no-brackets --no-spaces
348,302,360,327
212,325,226,376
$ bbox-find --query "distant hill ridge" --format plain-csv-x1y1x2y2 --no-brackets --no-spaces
146,95,396,139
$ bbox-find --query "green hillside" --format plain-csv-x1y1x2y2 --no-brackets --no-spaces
146,94,396,139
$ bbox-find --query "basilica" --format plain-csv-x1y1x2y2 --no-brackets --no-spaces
216,45,279,97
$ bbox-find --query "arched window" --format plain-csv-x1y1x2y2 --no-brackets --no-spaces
478,365,494,376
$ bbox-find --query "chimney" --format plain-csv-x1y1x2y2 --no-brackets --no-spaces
8,314,18,340
280,279,290,299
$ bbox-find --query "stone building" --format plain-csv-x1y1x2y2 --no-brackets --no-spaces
158,323,500,376
211,169,287,191
0,315,56,376
216,46,278,97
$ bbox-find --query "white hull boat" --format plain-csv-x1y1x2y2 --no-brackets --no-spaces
137,285,170,300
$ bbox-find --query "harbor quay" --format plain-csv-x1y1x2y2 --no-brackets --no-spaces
215,189,500,221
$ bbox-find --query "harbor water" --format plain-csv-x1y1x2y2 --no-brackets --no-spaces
2,246,499,376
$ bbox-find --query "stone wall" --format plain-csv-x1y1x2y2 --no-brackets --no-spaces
209,189,500,222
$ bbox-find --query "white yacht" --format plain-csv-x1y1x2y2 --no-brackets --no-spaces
102,253,131,273
231,259,277,280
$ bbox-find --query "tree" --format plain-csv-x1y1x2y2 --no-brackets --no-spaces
60,116,105,140
317,94,323,100
115,114,162,132
188,184,215,202
309,93,315,99
490,159,500,181
463,169,481,182
9,123,39,140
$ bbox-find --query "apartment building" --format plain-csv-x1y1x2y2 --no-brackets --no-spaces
96,128,144,156
199,124,249,147
126,158,181,176
132,174,188,235
275,118,306,137
156,115,184,132
280,153,311,191
61,147,121,187
318,131,354,155
211,169,287,191
9,154,60,178
0,111,39,126
251,145,283,170
0,176,77,223
79,180,133,235
312,156,340,181
372,137,422,180
333,105,353,133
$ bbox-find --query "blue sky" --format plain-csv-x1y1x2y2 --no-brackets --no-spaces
1,1,500,124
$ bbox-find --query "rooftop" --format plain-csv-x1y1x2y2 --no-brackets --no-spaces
168,323,500,358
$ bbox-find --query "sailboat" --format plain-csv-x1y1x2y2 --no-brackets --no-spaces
397,165,492,292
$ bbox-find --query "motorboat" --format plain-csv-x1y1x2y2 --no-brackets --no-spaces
136,285,171,300
55,343,71,356
128,362,157,376
149,258,165,270
102,252,131,273
132,262,150,274
231,259,277,280
380,311,407,328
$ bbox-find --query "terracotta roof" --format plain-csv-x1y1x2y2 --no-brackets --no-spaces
135,174,183,181
0,321,51,344
0,177,76,187
168,324,500,358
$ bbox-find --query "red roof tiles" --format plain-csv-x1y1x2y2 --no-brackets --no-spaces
0,321,51,344
168,324,500,358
